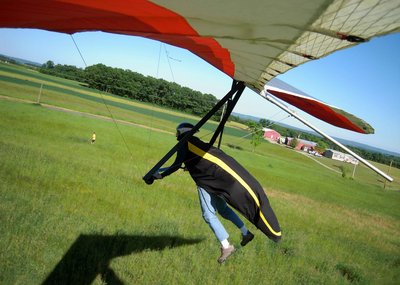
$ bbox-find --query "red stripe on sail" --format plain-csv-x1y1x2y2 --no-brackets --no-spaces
267,89,366,134
0,0,234,77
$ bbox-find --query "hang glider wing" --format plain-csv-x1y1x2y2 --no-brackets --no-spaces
1,0,398,133
265,78,374,134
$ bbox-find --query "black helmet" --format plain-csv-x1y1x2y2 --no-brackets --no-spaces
176,122,196,137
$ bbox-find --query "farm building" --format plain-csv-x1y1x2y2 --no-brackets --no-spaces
285,137,317,152
296,139,317,152
323,149,359,165
263,128,281,143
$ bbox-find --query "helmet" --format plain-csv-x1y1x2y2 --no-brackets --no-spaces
176,122,196,137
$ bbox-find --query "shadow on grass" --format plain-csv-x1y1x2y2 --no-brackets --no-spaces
42,234,203,285
67,136,92,144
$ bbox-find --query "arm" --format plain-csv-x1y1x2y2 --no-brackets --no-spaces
145,142,187,184
159,145,187,177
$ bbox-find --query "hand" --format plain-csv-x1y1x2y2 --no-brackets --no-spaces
143,172,162,185
144,176,154,185
152,172,163,180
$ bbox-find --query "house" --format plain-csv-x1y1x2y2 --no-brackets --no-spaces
285,137,317,152
323,149,359,165
297,139,317,152
263,128,281,143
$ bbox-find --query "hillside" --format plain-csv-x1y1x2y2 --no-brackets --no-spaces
1,62,399,284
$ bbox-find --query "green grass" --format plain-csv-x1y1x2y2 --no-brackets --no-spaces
0,62,247,139
1,63,400,284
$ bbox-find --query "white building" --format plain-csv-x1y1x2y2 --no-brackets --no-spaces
323,149,359,165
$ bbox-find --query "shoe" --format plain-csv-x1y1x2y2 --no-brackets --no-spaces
218,245,235,263
241,231,254,246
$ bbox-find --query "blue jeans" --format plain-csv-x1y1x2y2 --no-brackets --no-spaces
197,186,244,242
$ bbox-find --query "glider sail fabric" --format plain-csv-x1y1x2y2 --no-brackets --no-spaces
1,0,399,92
1,1,398,133
265,78,374,134
0,0,235,78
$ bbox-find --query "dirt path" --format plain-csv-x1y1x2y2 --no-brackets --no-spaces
1,94,344,176
0,95,174,135
298,151,342,174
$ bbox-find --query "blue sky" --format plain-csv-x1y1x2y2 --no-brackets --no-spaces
1,28,399,154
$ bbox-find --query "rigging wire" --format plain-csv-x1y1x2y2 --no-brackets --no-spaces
145,43,182,172
163,45,175,82
145,42,163,152
70,35,135,165
157,42,162,77
70,35,88,67
145,43,178,163
265,109,286,123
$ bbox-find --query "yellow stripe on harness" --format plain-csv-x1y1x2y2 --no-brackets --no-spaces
188,142,281,237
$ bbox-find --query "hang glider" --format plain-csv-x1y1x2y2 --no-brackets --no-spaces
1,0,399,133
266,78,374,134
1,0,397,181
2,1,399,88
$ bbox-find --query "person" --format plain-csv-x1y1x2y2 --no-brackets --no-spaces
91,132,96,144
147,122,281,263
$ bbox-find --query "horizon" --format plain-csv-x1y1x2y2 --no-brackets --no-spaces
0,28,399,154
232,112,400,157
1,50,399,157
3,51,399,157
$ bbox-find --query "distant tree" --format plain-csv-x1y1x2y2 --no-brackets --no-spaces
247,121,263,152
78,63,220,119
230,115,250,125
40,61,84,81
43,60,54,69
287,129,298,138
259,118,270,128
289,137,299,149
315,139,329,152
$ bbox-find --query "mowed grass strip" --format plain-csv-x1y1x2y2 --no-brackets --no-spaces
0,62,247,137
1,98,399,284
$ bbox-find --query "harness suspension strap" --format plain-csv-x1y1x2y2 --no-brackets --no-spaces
210,80,245,147
143,81,246,182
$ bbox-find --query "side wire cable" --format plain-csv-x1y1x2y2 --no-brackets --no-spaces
70,35,135,162
145,43,179,171
145,42,163,152
163,44,175,82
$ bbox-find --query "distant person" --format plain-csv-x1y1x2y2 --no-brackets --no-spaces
284,137,289,145
145,122,281,263
91,132,96,144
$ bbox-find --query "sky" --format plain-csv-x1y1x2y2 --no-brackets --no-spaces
1,28,399,154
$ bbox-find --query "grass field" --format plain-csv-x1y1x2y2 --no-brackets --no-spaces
1,63,399,284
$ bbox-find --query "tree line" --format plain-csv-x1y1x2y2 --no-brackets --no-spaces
39,60,399,168
40,61,221,119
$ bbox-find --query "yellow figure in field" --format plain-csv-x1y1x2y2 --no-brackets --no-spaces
91,132,96,144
